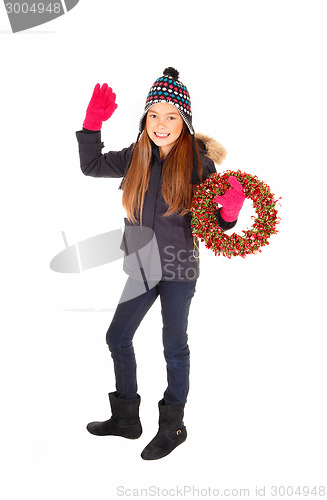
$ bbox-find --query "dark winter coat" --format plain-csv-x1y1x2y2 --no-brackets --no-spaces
75,130,236,283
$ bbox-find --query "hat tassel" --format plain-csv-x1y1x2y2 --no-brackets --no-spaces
191,134,201,185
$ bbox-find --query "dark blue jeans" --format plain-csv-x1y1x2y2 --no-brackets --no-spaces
106,277,197,404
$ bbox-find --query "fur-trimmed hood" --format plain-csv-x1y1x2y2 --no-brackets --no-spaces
195,133,227,165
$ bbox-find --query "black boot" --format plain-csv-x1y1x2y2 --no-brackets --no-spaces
141,399,187,460
86,392,142,439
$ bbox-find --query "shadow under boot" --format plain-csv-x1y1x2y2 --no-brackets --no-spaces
141,399,187,460
86,391,142,439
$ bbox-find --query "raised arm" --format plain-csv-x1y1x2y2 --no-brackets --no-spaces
76,83,133,178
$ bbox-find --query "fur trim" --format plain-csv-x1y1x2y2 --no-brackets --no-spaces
195,133,227,165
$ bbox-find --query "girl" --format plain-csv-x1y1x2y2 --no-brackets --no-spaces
76,67,245,460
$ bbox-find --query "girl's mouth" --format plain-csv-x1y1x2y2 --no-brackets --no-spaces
154,132,170,138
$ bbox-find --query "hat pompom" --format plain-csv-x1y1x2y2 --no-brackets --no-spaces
163,67,179,80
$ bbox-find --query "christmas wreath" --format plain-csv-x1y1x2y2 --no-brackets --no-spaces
190,170,281,258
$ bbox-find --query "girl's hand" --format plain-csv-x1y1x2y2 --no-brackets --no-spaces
214,176,245,222
83,83,118,131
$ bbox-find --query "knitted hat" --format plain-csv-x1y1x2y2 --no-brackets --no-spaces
139,67,194,134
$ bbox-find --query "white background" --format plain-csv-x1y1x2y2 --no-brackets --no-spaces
1,1,326,498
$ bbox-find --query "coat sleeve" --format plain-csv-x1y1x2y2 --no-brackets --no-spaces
75,130,134,178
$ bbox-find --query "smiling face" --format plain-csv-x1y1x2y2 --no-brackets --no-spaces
146,102,184,158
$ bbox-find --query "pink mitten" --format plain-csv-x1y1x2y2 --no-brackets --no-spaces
83,83,118,131
214,176,245,222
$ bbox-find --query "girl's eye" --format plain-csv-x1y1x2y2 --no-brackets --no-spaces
150,114,157,119
168,117,175,120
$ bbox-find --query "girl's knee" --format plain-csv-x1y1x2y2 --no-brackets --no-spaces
106,326,118,351
106,326,133,355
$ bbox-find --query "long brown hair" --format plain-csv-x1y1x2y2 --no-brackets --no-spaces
122,123,202,223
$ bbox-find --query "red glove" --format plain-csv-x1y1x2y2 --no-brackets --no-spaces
214,176,245,222
83,83,118,131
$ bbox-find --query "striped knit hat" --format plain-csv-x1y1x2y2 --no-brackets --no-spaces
139,67,194,134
